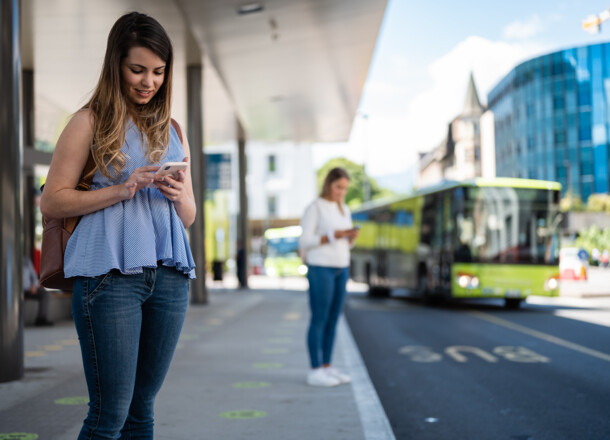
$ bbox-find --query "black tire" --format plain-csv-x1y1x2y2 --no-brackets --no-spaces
368,285,390,298
504,298,522,309
417,273,433,303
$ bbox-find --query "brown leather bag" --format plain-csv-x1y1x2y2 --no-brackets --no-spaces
39,119,183,290
39,153,96,291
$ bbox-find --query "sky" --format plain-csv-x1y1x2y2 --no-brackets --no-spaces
312,0,610,193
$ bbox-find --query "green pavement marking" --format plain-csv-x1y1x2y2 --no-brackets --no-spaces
283,312,301,320
232,382,271,389
0,433,39,439
205,318,223,326
194,326,211,331
57,339,79,345
54,397,89,405
220,410,267,419
263,348,289,354
252,363,284,369
176,343,184,350
25,351,46,357
179,334,199,341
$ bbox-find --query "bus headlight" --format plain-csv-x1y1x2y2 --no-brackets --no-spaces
544,276,559,291
457,274,479,289
298,265,308,276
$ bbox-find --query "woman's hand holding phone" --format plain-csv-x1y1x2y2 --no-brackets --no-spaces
337,226,360,240
154,158,189,204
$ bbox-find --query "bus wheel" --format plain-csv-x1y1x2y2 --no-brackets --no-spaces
417,275,432,303
369,286,390,298
504,298,522,309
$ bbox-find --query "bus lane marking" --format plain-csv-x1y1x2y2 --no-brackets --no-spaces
469,311,610,363
445,346,498,363
493,346,550,363
398,345,549,363
398,346,442,362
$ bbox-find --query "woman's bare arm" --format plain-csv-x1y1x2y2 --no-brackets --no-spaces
39,109,160,219
156,121,197,228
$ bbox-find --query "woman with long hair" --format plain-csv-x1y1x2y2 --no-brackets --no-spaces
40,12,196,439
299,167,359,387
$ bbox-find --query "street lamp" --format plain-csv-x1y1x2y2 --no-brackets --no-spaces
360,112,370,203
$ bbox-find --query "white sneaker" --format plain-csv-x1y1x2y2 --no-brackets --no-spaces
307,368,340,387
324,367,351,384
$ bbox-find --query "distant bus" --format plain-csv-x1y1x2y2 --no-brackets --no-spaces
264,226,307,277
350,178,561,308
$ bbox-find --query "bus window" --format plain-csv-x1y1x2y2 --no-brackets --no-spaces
458,187,560,265
421,195,436,245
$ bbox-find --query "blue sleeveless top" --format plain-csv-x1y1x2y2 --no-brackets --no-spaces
64,120,196,279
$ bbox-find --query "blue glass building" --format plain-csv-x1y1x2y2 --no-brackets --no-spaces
488,42,610,201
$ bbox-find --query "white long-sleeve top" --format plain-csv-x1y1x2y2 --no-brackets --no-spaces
299,197,353,268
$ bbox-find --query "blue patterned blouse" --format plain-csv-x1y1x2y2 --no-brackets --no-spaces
64,120,196,279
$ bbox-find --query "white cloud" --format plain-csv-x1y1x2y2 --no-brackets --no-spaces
503,15,545,40
313,36,551,179
402,36,549,155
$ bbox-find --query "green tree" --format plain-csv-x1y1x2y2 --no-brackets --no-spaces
586,194,610,213
560,194,584,212
574,225,610,258
317,158,395,209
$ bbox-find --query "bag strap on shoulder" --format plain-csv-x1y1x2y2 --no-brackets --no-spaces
76,151,96,191
171,118,183,145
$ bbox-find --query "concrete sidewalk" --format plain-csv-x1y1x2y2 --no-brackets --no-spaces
0,288,395,440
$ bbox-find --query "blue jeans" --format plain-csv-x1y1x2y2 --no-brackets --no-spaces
306,265,349,369
72,265,189,440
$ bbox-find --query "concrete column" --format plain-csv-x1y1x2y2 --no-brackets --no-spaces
0,0,24,383
187,64,208,304
237,121,249,288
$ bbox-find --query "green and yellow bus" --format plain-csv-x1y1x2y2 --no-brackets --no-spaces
264,226,308,277
350,178,561,308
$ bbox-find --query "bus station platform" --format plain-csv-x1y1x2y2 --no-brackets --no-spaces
0,285,395,440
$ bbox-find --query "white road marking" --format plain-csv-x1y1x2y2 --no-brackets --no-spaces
338,316,396,440
470,311,610,363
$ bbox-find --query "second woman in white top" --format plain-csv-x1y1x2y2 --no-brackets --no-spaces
299,167,359,387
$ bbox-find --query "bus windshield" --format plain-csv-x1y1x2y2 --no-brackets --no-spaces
267,236,300,258
455,187,561,265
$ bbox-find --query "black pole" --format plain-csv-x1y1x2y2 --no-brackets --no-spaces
187,64,208,304
0,0,24,383
237,121,249,288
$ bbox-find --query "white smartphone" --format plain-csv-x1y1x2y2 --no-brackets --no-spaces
148,162,187,188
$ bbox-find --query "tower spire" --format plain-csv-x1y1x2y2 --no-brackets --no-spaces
462,72,484,116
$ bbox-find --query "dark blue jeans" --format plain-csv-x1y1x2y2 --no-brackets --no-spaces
72,265,189,440
306,265,349,369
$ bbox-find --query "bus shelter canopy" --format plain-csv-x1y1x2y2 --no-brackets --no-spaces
23,0,387,145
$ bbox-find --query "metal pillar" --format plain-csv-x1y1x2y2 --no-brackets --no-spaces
187,64,208,304
23,69,35,260
237,121,249,288
0,0,24,383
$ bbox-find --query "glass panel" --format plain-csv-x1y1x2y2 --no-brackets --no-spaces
266,236,299,258
456,188,561,265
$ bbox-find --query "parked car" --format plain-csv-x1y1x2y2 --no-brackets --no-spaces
559,247,588,280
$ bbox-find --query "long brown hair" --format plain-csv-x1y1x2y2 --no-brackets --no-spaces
320,167,350,214
85,12,174,179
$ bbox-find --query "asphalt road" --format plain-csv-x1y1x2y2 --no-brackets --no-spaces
344,294,610,440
